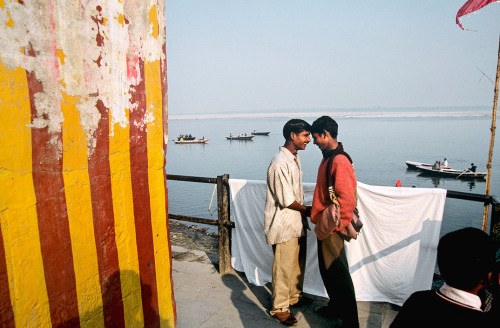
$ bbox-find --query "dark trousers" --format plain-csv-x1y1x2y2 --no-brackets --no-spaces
317,233,359,328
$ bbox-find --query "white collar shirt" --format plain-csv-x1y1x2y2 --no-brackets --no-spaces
438,283,483,312
264,147,304,245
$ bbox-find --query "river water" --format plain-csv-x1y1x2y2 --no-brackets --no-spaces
166,108,499,238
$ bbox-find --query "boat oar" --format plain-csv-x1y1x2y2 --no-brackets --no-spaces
456,168,469,178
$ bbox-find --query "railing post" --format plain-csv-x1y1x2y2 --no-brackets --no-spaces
217,174,232,275
490,196,500,242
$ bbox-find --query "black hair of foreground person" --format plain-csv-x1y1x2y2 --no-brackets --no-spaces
390,227,498,328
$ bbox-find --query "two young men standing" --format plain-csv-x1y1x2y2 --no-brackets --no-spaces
264,116,359,327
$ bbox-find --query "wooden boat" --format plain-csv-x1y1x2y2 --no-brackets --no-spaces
415,165,486,179
226,135,254,140
174,138,209,144
406,161,451,170
251,130,270,136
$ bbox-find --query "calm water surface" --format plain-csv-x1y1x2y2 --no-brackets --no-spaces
166,114,499,238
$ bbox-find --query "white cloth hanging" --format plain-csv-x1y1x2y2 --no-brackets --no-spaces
229,179,446,306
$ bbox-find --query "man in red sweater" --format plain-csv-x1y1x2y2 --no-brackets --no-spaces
310,116,359,328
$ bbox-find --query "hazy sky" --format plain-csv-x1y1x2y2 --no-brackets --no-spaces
165,1,500,115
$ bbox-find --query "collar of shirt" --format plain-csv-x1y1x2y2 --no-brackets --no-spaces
279,146,300,168
438,283,483,311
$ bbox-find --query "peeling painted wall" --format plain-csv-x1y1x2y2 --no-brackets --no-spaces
0,1,174,327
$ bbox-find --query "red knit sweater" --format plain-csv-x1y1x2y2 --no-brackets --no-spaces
311,154,357,231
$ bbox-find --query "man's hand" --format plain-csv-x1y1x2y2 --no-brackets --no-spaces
288,202,311,217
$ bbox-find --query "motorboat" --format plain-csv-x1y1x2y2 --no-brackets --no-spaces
226,134,254,140
251,130,270,136
174,138,209,144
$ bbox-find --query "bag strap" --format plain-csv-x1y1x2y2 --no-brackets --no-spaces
326,157,340,206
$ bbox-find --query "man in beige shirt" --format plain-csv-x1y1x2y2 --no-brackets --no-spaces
265,119,313,326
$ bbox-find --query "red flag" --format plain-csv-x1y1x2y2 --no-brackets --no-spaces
456,0,500,29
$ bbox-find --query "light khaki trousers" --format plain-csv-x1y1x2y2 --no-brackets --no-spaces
270,235,307,315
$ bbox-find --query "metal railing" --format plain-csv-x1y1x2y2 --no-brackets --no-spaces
166,174,500,275
167,174,232,275
446,190,500,241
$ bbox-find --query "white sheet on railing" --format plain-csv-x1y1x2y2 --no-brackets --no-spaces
229,179,446,306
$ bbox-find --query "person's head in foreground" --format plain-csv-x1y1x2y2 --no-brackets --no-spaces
438,227,496,294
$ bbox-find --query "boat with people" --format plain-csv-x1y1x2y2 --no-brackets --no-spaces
177,134,195,141
406,160,451,170
174,138,209,144
226,133,254,140
415,165,486,179
251,130,270,136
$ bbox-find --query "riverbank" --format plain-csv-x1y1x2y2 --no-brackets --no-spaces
169,220,219,254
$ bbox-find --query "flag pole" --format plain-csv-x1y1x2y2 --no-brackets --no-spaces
482,34,500,232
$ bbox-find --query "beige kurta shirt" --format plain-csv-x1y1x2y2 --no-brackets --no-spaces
264,146,305,245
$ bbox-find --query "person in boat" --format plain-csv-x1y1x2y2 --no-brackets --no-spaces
309,116,359,327
390,227,498,327
432,161,441,171
469,163,477,173
264,119,313,326
443,158,448,167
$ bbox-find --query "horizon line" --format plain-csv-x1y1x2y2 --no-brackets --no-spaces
169,110,491,120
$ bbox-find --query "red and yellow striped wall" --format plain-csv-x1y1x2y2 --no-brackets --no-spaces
0,1,175,327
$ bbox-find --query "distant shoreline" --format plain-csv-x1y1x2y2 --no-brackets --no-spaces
169,110,491,120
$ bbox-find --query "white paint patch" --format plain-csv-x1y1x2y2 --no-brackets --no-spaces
76,96,101,155
1,2,64,135
1,1,166,157
125,0,166,63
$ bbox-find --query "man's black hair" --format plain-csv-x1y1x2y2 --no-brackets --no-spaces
310,116,338,139
283,119,311,141
437,227,496,291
